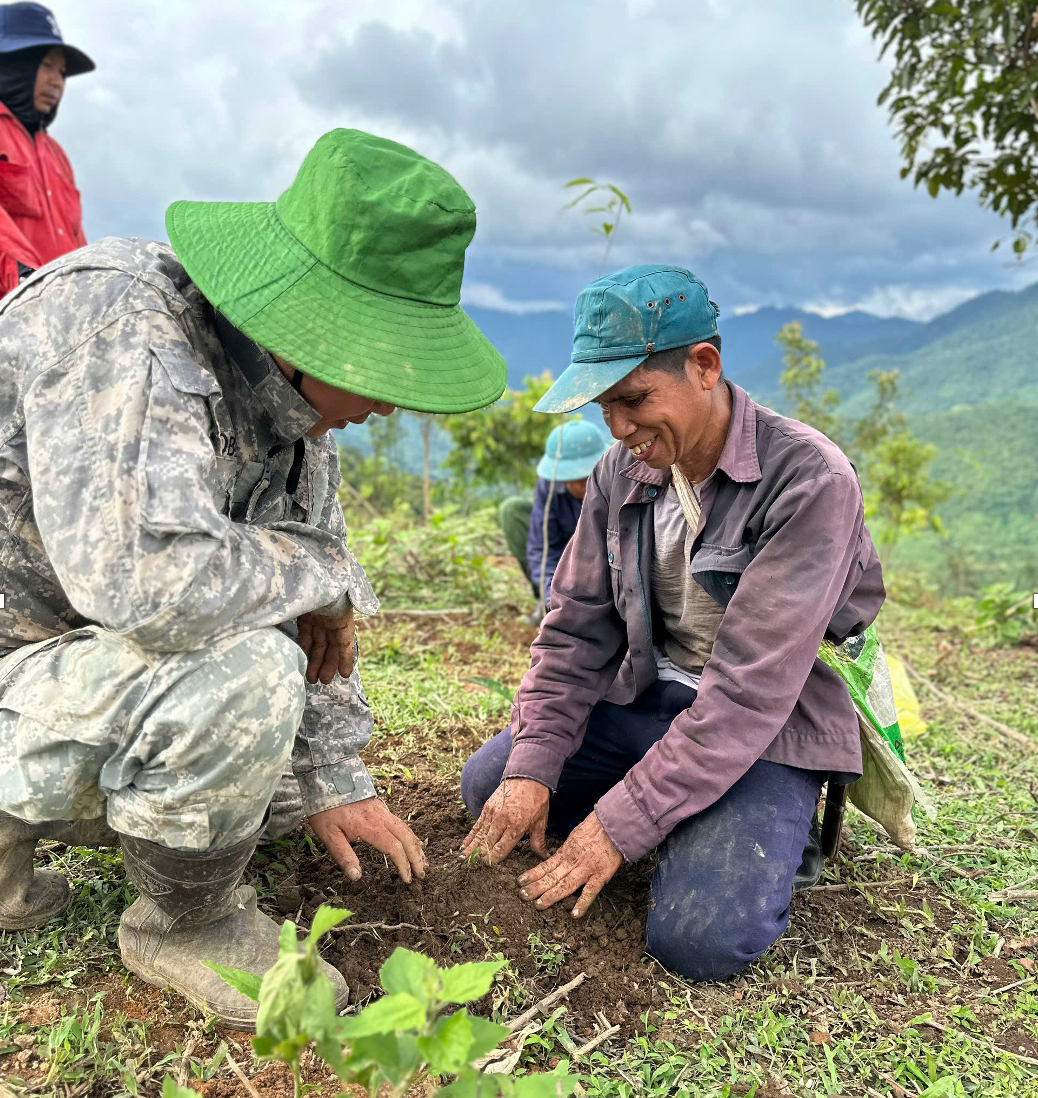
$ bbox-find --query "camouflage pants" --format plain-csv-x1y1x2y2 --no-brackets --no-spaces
0,625,308,851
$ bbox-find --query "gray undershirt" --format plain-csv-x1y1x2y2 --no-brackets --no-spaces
651,483,725,691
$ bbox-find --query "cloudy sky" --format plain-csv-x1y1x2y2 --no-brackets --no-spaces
51,0,1032,322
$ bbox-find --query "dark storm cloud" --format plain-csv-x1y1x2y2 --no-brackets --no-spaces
46,0,1030,318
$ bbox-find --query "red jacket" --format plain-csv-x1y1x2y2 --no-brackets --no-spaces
0,101,85,296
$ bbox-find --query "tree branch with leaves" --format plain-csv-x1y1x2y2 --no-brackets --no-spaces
856,0,1038,254
774,320,951,557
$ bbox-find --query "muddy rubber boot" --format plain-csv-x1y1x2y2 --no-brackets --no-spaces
791,815,825,894
118,830,349,1030
0,812,118,930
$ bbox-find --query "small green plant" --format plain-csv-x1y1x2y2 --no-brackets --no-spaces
879,942,937,994
562,177,632,275
970,583,1038,646
466,677,518,708
527,932,565,976
176,905,579,1098
14,992,180,1096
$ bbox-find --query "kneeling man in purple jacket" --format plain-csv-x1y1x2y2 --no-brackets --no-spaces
460,265,885,981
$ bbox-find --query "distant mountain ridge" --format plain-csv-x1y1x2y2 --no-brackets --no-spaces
466,279,1038,403
354,280,1038,587
728,281,1038,409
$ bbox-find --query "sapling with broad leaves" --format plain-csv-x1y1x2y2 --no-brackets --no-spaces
163,904,578,1098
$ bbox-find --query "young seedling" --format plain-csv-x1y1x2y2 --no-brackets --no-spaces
527,932,566,976
172,904,579,1098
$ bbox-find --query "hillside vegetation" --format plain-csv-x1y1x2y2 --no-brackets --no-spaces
746,286,1038,590
344,280,1038,589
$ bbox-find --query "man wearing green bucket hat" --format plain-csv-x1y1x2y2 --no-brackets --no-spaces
0,128,505,1026
498,419,610,613
462,264,885,981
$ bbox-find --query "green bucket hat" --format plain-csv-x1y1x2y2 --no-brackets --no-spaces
166,128,507,413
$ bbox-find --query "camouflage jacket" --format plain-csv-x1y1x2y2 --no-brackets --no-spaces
0,237,380,816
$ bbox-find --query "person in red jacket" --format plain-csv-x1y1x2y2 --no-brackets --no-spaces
0,3,93,296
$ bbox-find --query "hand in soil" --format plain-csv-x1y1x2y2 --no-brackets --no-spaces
297,605,356,684
309,796,427,883
518,811,623,918
460,777,549,864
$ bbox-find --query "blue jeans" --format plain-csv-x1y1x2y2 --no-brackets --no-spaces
460,680,824,981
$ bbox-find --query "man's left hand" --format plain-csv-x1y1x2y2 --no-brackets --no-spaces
518,811,623,918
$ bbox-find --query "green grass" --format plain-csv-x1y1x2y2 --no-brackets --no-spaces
0,844,133,994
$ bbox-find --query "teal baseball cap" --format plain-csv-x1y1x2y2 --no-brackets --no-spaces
536,419,610,481
535,265,720,413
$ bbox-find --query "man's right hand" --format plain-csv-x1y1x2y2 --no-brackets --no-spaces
460,778,550,865
297,606,355,684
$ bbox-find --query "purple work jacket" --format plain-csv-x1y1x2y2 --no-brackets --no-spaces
504,382,885,862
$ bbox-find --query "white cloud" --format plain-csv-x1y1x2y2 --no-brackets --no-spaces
45,0,1031,317
803,285,982,322
461,282,568,314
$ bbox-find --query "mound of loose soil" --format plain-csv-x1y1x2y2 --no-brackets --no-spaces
251,773,1038,1060
253,777,659,1037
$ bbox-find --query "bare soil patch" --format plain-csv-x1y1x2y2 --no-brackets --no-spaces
255,777,658,1039
250,776,1036,1057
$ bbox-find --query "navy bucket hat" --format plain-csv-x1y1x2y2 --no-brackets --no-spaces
0,4,94,75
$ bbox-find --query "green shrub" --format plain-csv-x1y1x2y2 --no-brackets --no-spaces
971,583,1038,647
348,505,525,610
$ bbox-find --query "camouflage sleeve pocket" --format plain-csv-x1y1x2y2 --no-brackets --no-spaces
136,345,225,540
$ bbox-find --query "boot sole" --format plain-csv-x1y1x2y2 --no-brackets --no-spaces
0,902,69,931
120,951,262,1031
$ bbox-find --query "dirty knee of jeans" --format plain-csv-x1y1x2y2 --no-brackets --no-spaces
460,733,511,817
646,914,768,982
460,760,492,818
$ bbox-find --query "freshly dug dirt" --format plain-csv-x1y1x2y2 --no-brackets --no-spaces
253,777,659,1038
249,772,1038,1062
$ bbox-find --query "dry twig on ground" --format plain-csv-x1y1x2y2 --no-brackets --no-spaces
805,875,916,894
902,660,1034,751
177,1035,199,1088
507,972,587,1032
573,1024,621,1058
224,1050,263,1098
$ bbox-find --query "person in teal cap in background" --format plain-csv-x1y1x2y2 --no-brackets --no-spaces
463,264,885,982
499,419,610,616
